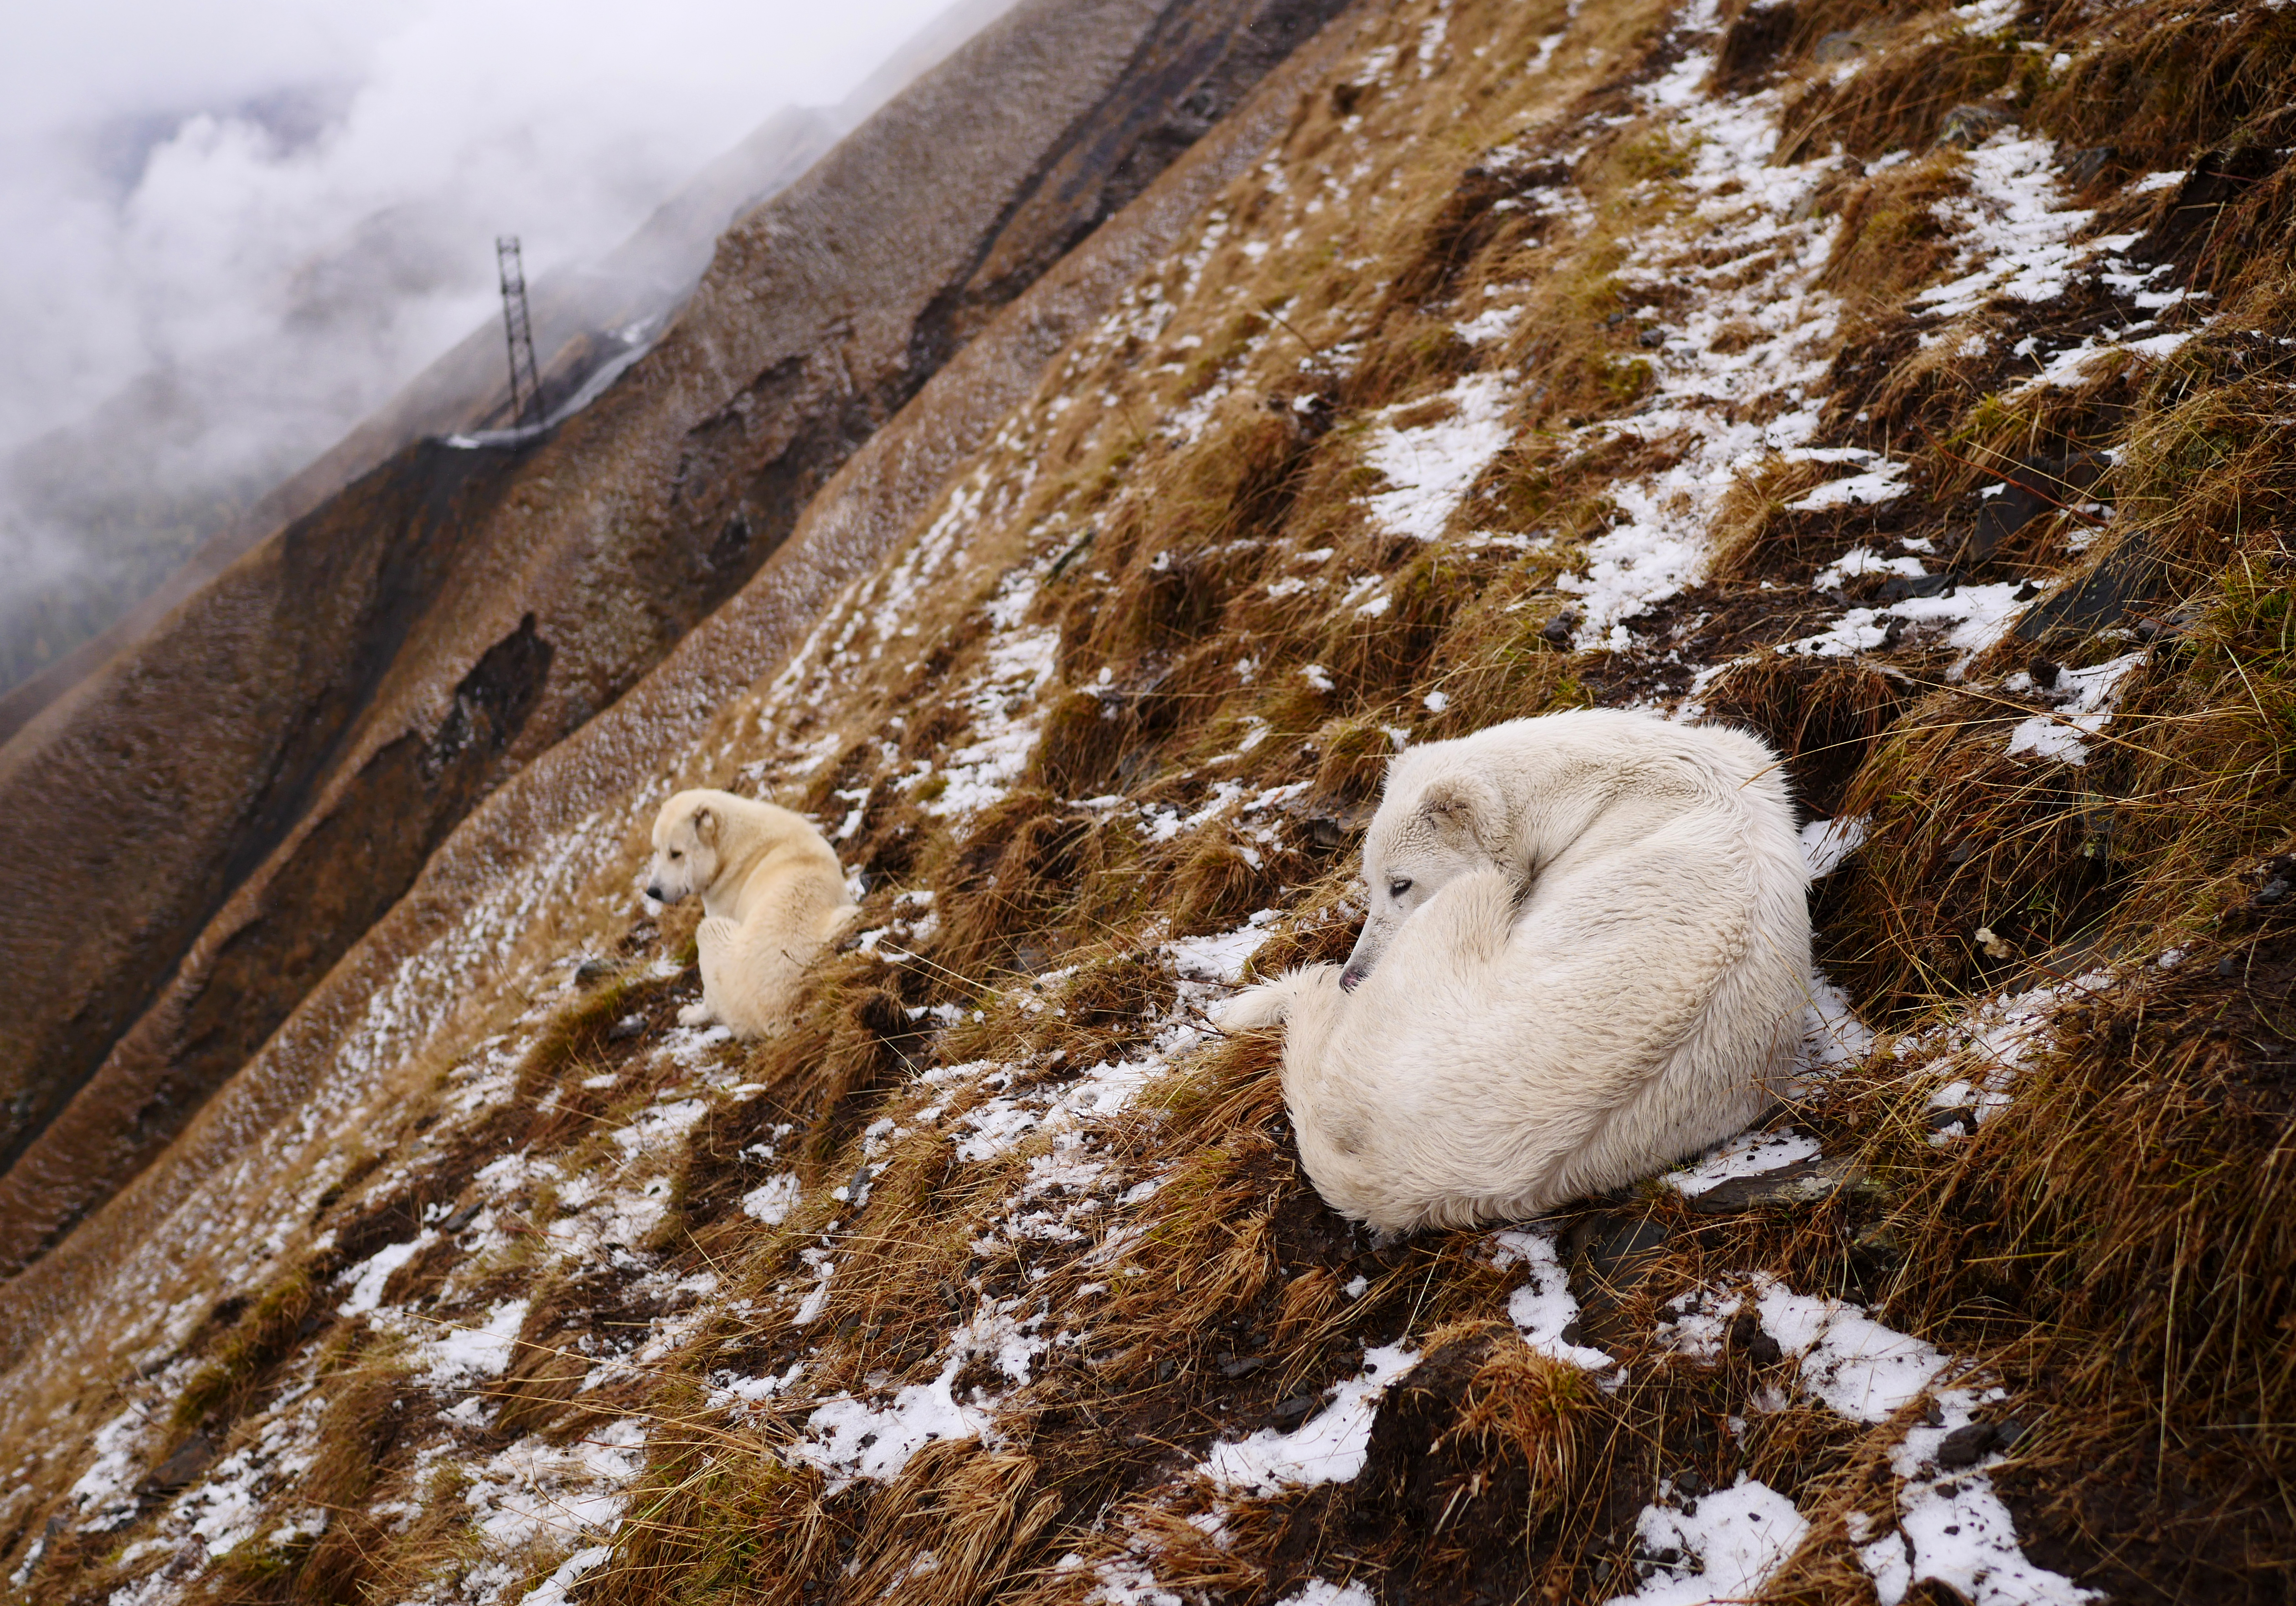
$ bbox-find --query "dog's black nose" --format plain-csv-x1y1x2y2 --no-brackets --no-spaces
646,885,664,901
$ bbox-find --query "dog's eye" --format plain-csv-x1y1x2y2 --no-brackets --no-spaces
1388,877,1413,899
670,850,682,860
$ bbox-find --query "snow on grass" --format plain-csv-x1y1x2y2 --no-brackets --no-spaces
1274,1581,1378,1606
1752,1276,1952,1421
1861,1394,2100,1606
1778,580,2032,673
1553,13,1855,645
1801,971,1875,1075
786,1296,1048,1491
739,1172,803,1224
1799,815,1867,877
1605,1476,1810,1606
920,625,1061,820
1657,1275,2092,1602
467,1418,649,1550
1200,1344,1420,1494
1166,909,1282,984
67,1403,161,1531
1812,545,1928,591
1487,1231,1616,1369
337,1230,437,1316
2004,651,2146,764
1787,460,1912,513
1903,967,2115,1136
515,1544,612,1606
1490,1229,1614,1368
421,1299,530,1385
1663,1130,1822,1199
1916,135,2092,320
1360,372,1515,541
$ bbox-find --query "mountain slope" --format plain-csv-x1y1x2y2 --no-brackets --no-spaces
0,0,1352,1279
5,0,2295,1601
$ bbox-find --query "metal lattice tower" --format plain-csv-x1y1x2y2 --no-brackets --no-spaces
495,236,542,428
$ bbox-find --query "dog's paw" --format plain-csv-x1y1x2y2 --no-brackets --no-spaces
677,1001,715,1028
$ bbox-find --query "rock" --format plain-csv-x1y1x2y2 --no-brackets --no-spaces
144,1433,216,1492
1683,1153,1866,1214
1935,1420,1996,1467
573,957,613,986
1938,103,2009,148
1878,572,1957,603
1541,612,1579,649
2065,145,2115,189
1812,29,1863,62
1589,1218,1671,1287
1730,1310,1784,1366
606,1014,646,1042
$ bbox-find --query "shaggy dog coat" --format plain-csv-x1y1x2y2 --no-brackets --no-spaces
1220,709,1811,1231
646,789,857,1038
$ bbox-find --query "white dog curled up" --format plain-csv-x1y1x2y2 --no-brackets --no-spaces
1219,708,1811,1232
646,788,859,1038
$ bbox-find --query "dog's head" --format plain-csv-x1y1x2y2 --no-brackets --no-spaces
647,791,726,904
1340,757,1507,992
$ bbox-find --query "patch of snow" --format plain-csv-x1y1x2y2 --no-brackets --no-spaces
1490,1229,1613,1368
1801,971,1874,1074
740,1172,803,1225
516,1545,611,1606
1360,373,1514,541
1665,1130,1822,1198
2006,651,2145,764
1606,1476,1810,1606
1918,136,2094,320
1790,462,1911,513
1274,1582,1378,1606
1200,1345,1420,1493
1167,909,1281,984
1800,816,1867,876
337,1231,437,1317
423,1300,529,1385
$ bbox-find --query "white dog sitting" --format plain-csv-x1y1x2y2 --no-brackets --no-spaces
1219,708,1811,1232
646,789,859,1038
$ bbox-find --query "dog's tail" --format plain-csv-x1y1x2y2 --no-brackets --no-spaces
1214,964,1340,1033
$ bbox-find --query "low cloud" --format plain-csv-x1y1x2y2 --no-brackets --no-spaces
0,0,965,687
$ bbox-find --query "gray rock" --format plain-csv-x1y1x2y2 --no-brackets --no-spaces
1684,1153,1866,1214
1938,103,2009,148
1936,1420,1996,1467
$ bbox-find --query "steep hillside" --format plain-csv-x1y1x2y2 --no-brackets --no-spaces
5,0,2294,1601
0,0,1351,1278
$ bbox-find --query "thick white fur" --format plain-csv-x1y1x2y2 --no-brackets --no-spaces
1219,709,1811,1232
646,789,858,1038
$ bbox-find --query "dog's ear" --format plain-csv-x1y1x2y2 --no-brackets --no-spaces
1416,774,1502,855
691,805,717,843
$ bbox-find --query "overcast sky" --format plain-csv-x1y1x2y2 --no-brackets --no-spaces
0,0,967,594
